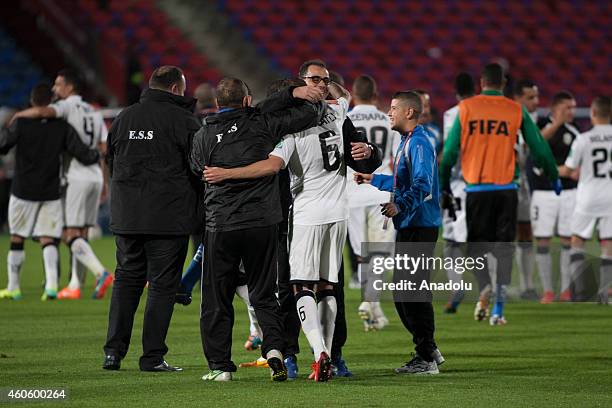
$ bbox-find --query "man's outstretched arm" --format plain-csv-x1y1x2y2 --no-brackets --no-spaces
10,106,56,124
203,155,285,184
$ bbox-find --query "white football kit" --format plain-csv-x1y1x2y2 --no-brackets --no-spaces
564,124,612,239
346,104,399,256
441,104,467,243
51,95,107,227
271,98,349,283
9,196,63,239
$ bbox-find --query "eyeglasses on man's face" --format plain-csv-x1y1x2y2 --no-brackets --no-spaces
302,76,331,85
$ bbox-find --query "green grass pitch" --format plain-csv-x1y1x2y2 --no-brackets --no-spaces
0,236,611,407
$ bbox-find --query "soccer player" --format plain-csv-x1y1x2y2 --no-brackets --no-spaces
203,62,380,381
527,91,580,303
11,69,113,299
346,74,398,330
441,72,475,313
440,63,560,325
560,96,612,303
191,77,326,382
512,79,540,300
0,84,99,300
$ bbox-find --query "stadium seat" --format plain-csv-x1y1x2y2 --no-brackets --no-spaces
219,0,611,108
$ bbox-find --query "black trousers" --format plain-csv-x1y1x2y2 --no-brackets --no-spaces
394,226,438,361
200,225,285,372
466,189,518,289
331,259,347,358
104,234,188,369
277,228,301,356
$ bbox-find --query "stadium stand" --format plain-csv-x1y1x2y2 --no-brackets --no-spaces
219,0,611,109
0,28,45,108
56,0,222,104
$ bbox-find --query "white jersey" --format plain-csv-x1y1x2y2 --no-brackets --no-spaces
271,98,349,225
564,124,612,216
51,95,106,182
346,104,400,208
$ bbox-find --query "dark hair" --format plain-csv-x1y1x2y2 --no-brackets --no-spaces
266,77,306,97
30,83,53,106
194,83,216,110
57,68,83,93
392,91,423,118
149,66,184,90
299,59,327,77
216,77,248,108
328,70,344,86
513,79,536,97
592,96,611,119
455,72,475,98
353,75,377,101
412,89,428,97
551,90,575,107
481,63,504,88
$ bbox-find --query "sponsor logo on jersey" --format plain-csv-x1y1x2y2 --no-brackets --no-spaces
129,130,154,140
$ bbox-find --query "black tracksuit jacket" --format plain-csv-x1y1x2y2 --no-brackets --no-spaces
190,88,326,232
0,117,100,201
107,88,203,235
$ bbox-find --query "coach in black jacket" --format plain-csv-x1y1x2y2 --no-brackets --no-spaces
103,66,202,372
190,77,325,379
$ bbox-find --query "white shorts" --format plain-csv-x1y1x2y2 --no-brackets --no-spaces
8,195,63,238
289,221,347,283
571,212,612,240
442,179,467,243
530,189,576,238
64,179,103,228
517,175,531,223
348,205,395,256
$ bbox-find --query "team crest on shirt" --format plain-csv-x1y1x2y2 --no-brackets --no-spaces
563,132,573,145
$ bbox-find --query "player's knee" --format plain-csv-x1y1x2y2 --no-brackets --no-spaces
10,235,25,246
67,236,86,250
9,240,24,251
293,285,314,298
39,236,56,247
63,228,82,243
315,287,335,302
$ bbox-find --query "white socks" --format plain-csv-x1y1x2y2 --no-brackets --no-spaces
68,254,87,290
536,246,553,292
70,238,105,278
517,241,535,291
560,245,571,292
42,244,59,292
317,289,337,358
296,290,327,359
235,284,262,337
7,247,25,291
